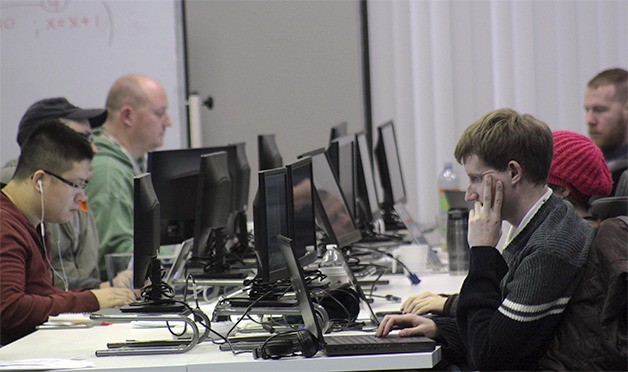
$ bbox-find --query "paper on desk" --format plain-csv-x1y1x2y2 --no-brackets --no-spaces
0,359,93,370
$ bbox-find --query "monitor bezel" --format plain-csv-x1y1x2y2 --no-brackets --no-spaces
306,148,362,248
285,157,318,269
375,120,407,208
329,121,348,142
258,134,283,171
132,173,161,290
328,134,357,219
253,167,290,283
355,131,382,223
147,146,240,244
191,152,232,258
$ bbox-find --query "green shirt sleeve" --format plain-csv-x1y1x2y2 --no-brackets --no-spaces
87,148,135,279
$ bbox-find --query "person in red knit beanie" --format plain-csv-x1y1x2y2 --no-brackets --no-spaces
547,130,613,225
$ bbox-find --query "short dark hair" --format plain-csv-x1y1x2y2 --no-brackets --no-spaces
587,68,627,104
454,108,553,186
13,120,94,181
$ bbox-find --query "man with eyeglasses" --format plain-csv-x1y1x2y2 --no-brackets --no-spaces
376,109,593,370
0,121,136,345
0,97,132,291
87,75,172,279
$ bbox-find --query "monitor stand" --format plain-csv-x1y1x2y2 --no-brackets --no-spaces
187,228,252,280
382,207,406,231
356,205,405,241
121,257,186,313
355,203,398,243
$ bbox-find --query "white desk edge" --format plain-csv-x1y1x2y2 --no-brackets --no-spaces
0,272,465,371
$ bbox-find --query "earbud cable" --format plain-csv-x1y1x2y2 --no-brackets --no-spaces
39,183,69,292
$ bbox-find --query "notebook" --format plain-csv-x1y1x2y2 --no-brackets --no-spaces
279,235,436,356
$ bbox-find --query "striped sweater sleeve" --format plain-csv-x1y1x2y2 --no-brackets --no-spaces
456,245,583,370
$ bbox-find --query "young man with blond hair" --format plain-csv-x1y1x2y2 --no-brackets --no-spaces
377,108,593,370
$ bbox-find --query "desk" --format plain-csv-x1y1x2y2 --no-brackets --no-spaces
0,272,465,371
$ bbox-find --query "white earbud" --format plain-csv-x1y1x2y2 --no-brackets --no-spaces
37,178,43,192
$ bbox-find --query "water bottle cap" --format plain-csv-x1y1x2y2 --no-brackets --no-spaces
447,208,469,218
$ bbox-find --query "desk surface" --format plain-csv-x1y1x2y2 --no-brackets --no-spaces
0,272,465,371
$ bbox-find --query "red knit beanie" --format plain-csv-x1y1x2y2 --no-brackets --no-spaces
548,130,612,202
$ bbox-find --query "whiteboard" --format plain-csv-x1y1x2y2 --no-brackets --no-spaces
0,0,186,164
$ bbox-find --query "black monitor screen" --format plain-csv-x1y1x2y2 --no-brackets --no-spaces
230,142,251,214
147,146,239,244
355,131,381,223
307,149,361,248
253,168,289,282
133,173,161,289
286,157,317,268
192,152,232,258
375,121,407,208
258,134,283,171
327,135,356,219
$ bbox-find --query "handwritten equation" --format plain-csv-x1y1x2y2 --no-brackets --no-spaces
0,0,113,45
1,15,102,30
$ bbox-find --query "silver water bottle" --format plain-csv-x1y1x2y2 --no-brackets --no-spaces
447,208,470,274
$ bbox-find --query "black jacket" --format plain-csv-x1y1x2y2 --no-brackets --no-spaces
540,217,628,371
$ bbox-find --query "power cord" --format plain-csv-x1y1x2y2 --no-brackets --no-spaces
351,246,421,285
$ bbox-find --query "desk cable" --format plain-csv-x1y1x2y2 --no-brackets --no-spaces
350,245,421,285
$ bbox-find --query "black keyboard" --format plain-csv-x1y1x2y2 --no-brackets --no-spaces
324,334,435,356
119,301,187,313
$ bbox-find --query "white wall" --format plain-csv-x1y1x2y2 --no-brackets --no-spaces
184,0,366,218
368,0,628,224
0,0,187,164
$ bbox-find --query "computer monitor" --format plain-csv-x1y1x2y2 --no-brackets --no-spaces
258,134,283,171
253,167,290,282
230,142,251,249
191,152,232,262
286,157,318,267
304,149,362,248
231,142,251,215
329,122,348,142
133,173,161,290
129,173,185,312
355,131,381,227
375,120,407,209
327,135,356,219
147,146,239,244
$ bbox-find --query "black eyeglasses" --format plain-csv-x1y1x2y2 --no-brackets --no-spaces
42,170,88,190
78,132,94,143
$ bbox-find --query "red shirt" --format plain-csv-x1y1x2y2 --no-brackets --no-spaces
0,192,98,345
